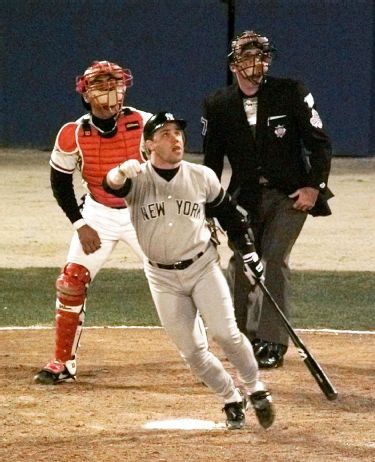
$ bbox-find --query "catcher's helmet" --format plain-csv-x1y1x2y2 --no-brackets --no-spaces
75,60,133,115
228,30,275,64
143,112,186,140
75,60,133,94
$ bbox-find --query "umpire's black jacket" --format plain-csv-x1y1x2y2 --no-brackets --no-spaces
202,76,333,217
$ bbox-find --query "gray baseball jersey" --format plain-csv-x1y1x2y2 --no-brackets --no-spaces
125,160,221,263
109,159,266,403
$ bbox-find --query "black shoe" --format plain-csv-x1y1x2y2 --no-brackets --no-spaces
223,396,246,430
254,341,287,369
251,338,268,357
33,360,76,384
249,390,275,429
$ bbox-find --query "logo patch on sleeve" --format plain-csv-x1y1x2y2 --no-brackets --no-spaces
304,93,315,108
310,109,323,128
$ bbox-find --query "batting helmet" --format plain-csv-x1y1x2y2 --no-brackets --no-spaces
143,112,187,140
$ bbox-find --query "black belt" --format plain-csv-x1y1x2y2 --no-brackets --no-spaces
149,251,204,270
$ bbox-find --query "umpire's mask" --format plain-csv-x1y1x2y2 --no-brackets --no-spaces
228,31,275,84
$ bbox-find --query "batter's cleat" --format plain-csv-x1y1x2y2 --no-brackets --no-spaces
249,390,275,429
33,360,76,385
223,397,246,430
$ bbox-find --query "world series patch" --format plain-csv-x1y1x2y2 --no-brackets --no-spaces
274,124,286,138
310,109,323,128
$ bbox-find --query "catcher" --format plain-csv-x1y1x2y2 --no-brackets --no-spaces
34,60,152,384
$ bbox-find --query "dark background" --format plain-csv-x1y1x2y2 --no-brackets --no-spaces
1,0,374,155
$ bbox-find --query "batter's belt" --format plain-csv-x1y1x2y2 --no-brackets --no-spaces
148,251,205,270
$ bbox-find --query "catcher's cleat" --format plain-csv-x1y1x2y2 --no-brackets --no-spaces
33,360,76,385
249,390,275,429
222,396,246,430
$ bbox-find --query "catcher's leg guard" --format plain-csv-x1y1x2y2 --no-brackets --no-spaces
54,263,91,363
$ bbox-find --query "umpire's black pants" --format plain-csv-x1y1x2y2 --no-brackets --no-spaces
227,187,307,346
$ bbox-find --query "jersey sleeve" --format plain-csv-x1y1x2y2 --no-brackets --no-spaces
202,96,226,180
50,122,80,174
293,81,332,190
203,165,223,203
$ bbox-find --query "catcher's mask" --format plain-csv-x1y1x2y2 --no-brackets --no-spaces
228,31,275,84
143,112,186,141
76,60,133,116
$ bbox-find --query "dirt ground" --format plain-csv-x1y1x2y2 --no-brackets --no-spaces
1,150,375,461
1,329,375,462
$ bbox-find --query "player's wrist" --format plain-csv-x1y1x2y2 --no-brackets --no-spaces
107,166,127,188
73,218,86,230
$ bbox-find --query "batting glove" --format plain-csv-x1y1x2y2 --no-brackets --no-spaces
243,252,264,285
118,159,141,178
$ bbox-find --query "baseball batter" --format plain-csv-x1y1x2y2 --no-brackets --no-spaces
34,61,152,385
103,112,275,430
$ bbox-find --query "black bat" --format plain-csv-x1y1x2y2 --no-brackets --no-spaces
257,279,338,401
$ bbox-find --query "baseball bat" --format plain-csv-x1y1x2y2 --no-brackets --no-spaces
257,279,338,401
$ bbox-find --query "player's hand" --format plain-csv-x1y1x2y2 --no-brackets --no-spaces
118,159,141,178
243,252,264,285
77,224,101,255
289,187,319,212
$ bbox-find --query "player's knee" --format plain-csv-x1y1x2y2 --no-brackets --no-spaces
212,325,242,348
183,348,211,371
56,263,91,306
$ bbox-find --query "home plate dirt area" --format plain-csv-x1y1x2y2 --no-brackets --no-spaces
1,327,375,462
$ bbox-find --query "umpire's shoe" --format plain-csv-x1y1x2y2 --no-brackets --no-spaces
252,340,287,369
223,396,246,430
33,360,76,385
249,390,275,429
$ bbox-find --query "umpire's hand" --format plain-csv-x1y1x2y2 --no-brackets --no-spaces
77,224,101,254
289,186,319,213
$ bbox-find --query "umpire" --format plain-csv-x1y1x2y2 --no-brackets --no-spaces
202,30,333,368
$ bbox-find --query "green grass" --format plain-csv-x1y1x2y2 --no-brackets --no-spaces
0,268,374,330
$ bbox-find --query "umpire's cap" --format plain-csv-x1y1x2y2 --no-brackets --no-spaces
143,112,186,140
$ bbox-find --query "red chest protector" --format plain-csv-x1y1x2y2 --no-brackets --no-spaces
78,110,144,208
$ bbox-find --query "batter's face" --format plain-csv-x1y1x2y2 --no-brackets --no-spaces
147,123,185,168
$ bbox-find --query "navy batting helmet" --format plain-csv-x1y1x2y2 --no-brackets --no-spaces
143,112,186,140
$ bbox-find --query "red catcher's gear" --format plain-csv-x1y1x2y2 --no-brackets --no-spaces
54,263,90,362
56,110,145,208
56,263,90,306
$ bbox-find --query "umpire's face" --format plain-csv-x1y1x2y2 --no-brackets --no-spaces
147,122,185,169
231,48,270,85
